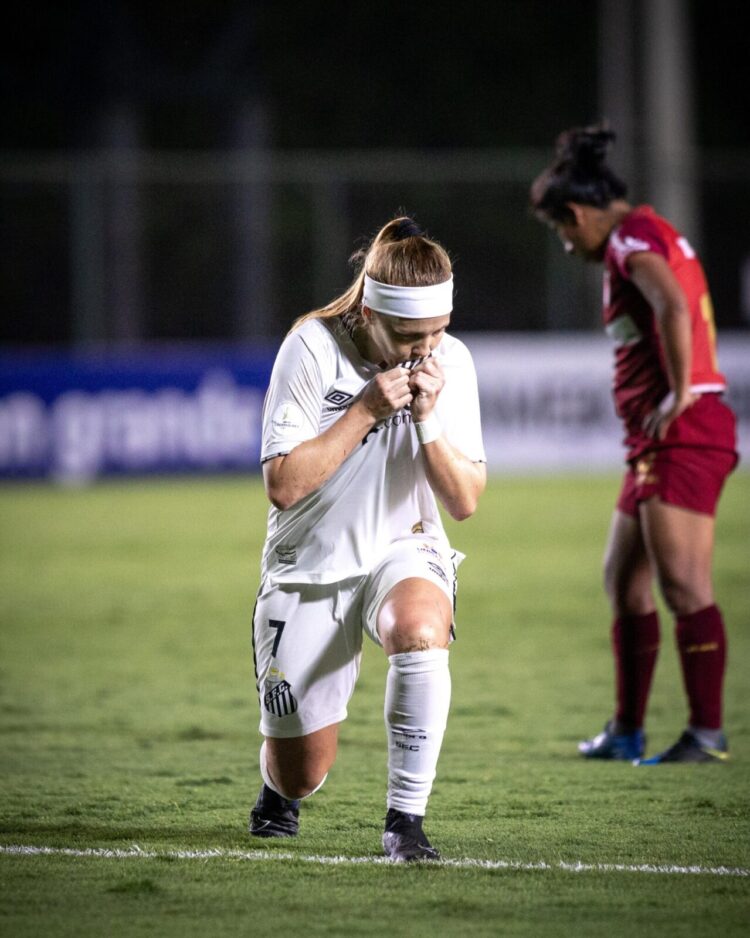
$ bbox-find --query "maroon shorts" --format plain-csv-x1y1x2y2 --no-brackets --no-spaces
617,446,738,518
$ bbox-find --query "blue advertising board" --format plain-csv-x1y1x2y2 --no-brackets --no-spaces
0,346,274,483
3,334,748,483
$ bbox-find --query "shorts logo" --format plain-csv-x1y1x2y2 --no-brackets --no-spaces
264,670,299,717
635,455,658,486
275,545,297,565
427,560,449,587
324,389,354,407
417,542,441,559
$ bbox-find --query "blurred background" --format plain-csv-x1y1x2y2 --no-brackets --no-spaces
1,0,748,481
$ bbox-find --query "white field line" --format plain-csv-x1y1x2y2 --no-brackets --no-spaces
1,844,748,877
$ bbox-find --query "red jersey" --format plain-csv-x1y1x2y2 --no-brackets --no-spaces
602,205,729,459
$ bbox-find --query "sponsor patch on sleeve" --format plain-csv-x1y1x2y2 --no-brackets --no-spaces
271,401,306,436
605,314,643,348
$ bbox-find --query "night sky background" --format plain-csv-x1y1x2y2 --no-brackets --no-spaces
7,1,750,150
3,1,749,345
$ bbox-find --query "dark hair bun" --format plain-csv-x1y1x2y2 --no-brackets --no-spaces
394,217,424,240
530,123,627,219
556,126,616,171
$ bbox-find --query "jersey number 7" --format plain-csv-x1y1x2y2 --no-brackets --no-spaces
269,619,286,657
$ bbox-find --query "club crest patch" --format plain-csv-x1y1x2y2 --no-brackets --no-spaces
263,666,298,717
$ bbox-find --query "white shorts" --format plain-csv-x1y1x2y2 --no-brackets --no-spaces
252,536,462,738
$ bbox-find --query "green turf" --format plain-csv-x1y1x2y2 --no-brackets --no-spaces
1,473,749,936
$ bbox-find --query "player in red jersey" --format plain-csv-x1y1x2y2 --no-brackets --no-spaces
530,126,738,764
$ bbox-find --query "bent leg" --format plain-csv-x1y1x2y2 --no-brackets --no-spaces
249,724,340,838
377,577,452,655
377,578,452,819
363,538,459,859
263,723,340,801
251,579,362,835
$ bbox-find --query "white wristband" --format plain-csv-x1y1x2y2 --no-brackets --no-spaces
414,413,442,445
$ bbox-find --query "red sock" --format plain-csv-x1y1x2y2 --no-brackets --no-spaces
676,604,727,729
612,613,660,729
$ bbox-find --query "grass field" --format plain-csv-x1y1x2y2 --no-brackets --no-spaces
1,472,748,937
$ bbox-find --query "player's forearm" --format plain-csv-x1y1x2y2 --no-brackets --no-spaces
628,252,692,399
656,302,693,397
264,401,378,510
420,438,486,520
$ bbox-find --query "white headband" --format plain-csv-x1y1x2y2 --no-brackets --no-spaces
362,274,453,319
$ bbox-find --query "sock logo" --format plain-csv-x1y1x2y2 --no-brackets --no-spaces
684,642,719,653
392,727,427,752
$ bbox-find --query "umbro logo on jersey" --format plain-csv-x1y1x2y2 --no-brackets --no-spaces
324,389,354,407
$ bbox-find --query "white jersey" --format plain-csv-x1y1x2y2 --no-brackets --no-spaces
260,317,485,585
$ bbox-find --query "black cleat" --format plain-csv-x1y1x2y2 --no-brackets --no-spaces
636,730,729,765
382,808,440,863
578,720,645,761
249,784,300,838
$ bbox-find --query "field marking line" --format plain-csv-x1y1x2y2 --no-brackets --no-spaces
1,844,748,877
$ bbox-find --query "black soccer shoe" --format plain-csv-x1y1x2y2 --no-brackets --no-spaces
636,730,729,765
249,784,300,838
578,720,646,761
382,808,440,863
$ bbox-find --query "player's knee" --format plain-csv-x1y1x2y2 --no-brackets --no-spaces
381,618,450,654
604,571,652,617
282,779,322,800
264,735,336,800
273,766,328,801
658,575,711,617
604,558,654,616
610,593,655,618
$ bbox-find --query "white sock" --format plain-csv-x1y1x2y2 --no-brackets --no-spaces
259,741,327,801
384,648,451,816
689,726,725,748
